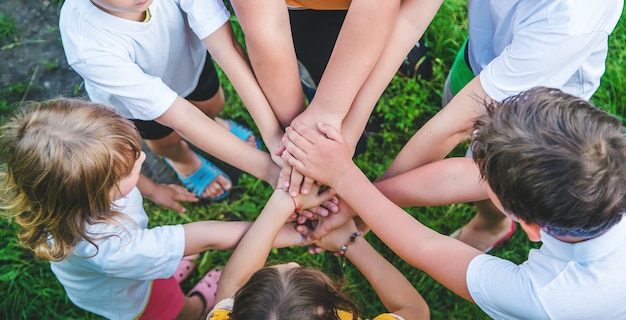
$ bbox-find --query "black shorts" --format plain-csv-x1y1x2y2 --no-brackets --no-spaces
289,9,347,86
132,53,221,140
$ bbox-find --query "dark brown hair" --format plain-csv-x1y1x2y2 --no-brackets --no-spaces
230,266,359,320
472,87,626,238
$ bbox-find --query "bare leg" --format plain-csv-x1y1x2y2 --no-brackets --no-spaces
453,199,513,252
175,295,205,320
188,87,225,120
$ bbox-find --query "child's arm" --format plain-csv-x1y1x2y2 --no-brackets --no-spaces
314,219,430,320
215,186,334,302
304,158,488,242
373,157,488,208
338,0,443,149
379,76,490,180
229,0,306,128
284,122,483,302
181,220,305,257
156,96,281,185
202,22,285,156
289,1,401,131
136,173,198,214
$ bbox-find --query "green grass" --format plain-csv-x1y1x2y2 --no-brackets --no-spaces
0,13,18,48
0,2,624,319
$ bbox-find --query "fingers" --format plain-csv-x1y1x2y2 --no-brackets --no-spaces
294,225,324,251
300,176,315,195
295,223,311,237
317,187,336,206
308,245,325,255
273,141,286,156
320,199,339,215
167,184,199,202
270,152,284,168
306,219,334,243
287,123,320,146
301,207,326,220
279,161,293,189
165,186,197,214
282,131,310,164
166,200,186,214
288,167,304,197
283,222,307,246
282,149,305,173
296,213,308,225
314,122,343,142
287,212,298,223
290,122,325,144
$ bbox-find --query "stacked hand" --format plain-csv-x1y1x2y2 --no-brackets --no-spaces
276,121,363,251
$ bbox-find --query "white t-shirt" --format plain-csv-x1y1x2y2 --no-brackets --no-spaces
50,187,185,319
467,215,626,319
59,0,231,120
467,0,623,101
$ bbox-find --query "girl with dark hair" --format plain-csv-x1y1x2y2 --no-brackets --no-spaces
209,188,429,320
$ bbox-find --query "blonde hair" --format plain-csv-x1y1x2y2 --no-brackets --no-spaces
0,98,142,261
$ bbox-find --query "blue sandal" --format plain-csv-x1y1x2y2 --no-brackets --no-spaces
164,153,231,201
226,119,262,150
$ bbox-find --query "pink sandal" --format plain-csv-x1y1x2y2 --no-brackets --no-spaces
174,254,200,283
188,268,222,315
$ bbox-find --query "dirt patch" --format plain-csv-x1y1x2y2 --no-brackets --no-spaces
0,0,181,184
0,0,83,103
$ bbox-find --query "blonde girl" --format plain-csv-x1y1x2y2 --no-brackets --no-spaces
0,98,311,320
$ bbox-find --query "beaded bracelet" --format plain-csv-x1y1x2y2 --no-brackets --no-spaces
339,231,362,255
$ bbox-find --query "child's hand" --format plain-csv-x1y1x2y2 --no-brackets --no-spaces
303,200,356,243
314,218,360,253
282,122,352,187
273,222,308,248
278,148,316,197
143,183,198,214
294,195,339,225
292,182,336,213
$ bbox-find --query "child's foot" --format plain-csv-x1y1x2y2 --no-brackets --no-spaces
450,217,516,253
215,118,261,149
187,268,222,317
174,254,200,283
164,152,232,201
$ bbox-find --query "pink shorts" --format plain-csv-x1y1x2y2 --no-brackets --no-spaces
137,277,185,320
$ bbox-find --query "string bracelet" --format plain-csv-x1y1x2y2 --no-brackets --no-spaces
339,231,362,255
293,199,303,212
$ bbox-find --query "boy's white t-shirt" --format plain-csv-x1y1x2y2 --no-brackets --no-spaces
50,187,185,320
467,0,623,101
59,0,231,120
467,216,626,319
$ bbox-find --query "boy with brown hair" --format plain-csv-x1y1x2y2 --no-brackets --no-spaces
283,87,626,318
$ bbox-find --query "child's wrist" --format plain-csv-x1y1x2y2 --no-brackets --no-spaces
274,187,302,212
338,231,362,255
